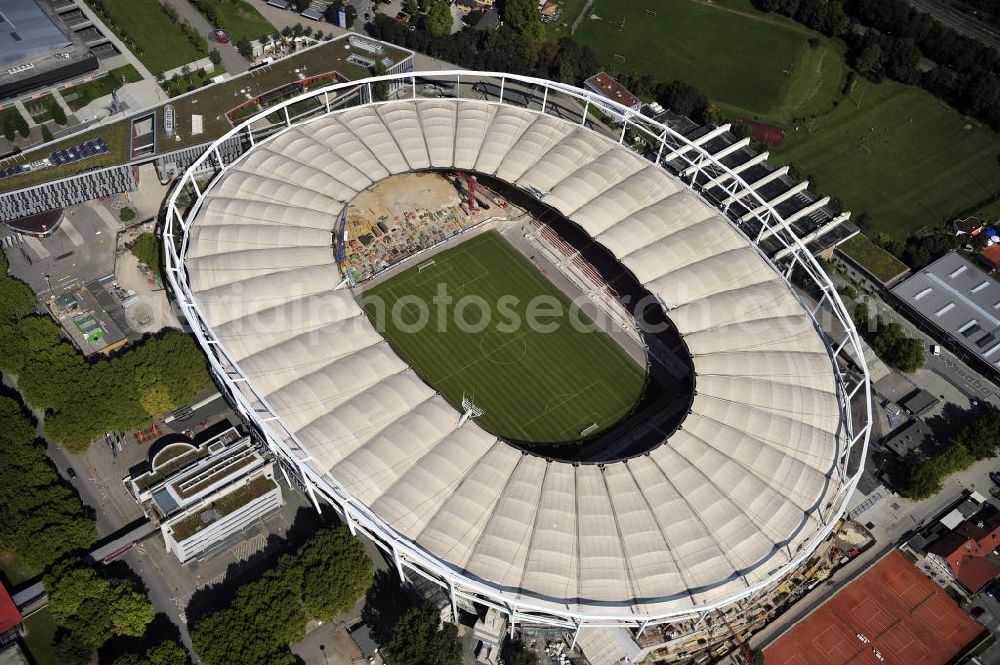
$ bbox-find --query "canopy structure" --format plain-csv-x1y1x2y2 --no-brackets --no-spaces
167,72,870,628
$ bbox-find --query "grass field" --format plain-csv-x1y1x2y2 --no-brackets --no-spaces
64,65,142,111
772,78,1000,240
23,608,58,665
572,0,847,121
193,0,274,44
359,232,646,444
85,0,206,74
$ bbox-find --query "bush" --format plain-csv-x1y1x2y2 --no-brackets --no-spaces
41,124,53,142
119,206,136,222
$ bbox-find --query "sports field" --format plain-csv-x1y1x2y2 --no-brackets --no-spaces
766,551,985,665
772,78,1000,240
572,0,847,121
358,232,646,444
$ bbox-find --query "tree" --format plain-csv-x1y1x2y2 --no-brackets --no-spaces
655,80,710,123
503,639,539,665
299,526,374,621
384,604,462,665
236,37,253,59
112,641,190,665
208,48,222,65
407,0,418,16
45,560,154,649
130,232,161,278
371,58,390,102
502,0,545,43
120,206,136,222
427,0,453,35
41,124,53,142
293,0,311,11
49,98,67,125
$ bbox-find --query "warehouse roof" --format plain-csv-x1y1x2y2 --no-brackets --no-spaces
892,252,1000,375
181,99,847,618
0,0,70,67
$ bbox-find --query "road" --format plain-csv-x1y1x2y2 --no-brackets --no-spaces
905,0,1000,52
163,0,251,77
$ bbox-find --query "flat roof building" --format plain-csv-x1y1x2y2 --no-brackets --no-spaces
892,252,1000,381
584,72,642,113
882,419,934,458
0,0,97,100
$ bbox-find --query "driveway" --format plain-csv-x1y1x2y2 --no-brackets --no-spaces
161,0,251,76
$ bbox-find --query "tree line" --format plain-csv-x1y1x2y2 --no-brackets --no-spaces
0,392,161,664
752,0,1000,131
901,409,1000,499
0,253,212,451
191,526,374,665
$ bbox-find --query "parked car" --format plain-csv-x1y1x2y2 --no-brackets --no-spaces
214,29,229,44
989,471,1000,487
66,467,77,479
931,344,941,356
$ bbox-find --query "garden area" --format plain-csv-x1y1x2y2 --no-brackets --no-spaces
63,65,142,111
84,0,207,74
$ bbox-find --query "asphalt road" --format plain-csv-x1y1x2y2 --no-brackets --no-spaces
904,0,1000,53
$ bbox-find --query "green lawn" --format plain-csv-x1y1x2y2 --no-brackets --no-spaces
772,78,1000,240
572,0,847,121
23,608,58,665
84,0,206,74
193,0,274,44
359,232,647,444
546,0,591,39
0,551,35,587
63,65,142,111
838,234,910,284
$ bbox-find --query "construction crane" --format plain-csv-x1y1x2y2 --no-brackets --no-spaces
457,172,479,212
717,610,753,665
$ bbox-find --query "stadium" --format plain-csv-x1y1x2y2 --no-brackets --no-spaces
164,71,872,634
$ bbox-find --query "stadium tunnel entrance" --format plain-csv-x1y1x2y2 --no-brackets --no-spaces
475,174,695,463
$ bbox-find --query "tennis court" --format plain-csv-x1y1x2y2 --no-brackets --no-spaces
766,551,985,665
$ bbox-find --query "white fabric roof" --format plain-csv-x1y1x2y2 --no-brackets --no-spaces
184,99,845,617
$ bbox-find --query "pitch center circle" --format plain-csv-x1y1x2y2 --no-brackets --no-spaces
479,330,528,365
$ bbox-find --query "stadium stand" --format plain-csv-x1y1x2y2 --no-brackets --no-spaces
171,95,863,627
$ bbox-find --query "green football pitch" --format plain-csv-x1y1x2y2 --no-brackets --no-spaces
358,232,647,444
572,0,847,121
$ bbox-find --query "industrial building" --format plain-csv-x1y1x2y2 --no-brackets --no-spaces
164,70,872,647
0,0,98,100
892,252,1000,382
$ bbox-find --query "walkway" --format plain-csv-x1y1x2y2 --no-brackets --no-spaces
73,1,165,97
161,0,251,76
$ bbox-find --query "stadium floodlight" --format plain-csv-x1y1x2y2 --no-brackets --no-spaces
457,393,485,427
163,70,871,634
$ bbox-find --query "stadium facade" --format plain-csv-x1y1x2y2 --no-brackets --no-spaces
165,72,872,635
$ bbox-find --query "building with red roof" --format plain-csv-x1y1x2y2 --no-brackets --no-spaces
0,584,22,646
583,72,642,113
979,243,1000,272
927,503,1000,593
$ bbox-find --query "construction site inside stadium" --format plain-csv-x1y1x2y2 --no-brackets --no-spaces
164,71,873,648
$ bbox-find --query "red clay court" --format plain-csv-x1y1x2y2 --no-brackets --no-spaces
766,551,984,665
738,118,786,146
